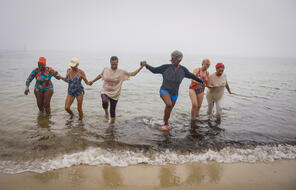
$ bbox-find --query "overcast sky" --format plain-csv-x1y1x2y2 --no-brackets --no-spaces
0,0,295,57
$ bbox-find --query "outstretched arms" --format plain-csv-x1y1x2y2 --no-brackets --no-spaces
58,69,69,82
58,69,90,85
89,73,102,86
129,64,145,76
49,68,61,80
141,61,169,74
183,67,203,84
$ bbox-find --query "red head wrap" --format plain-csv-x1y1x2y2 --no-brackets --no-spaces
215,62,224,69
38,57,46,65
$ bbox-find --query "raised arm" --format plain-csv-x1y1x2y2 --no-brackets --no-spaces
145,63,170,74
183,66,203,84
129,64,145,76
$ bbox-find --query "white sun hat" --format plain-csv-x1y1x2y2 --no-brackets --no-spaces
69,57,79,67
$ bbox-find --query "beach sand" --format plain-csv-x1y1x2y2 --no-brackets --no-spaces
0,160,295,190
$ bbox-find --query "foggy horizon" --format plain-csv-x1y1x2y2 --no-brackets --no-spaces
1,0,295,58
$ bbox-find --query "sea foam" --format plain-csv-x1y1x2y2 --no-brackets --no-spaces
0,144,295,174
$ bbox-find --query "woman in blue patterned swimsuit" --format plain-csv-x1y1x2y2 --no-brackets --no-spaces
60,57,90,119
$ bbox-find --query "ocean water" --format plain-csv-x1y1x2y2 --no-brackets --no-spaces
0,50,296,174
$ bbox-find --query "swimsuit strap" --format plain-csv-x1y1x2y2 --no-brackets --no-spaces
68,69,81,81
198,68,208,82
197,68,203,81
74,70,80,79
77,70,82,81
195,68,200,78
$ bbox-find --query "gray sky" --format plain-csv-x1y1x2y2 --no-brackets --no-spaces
0,0,295,57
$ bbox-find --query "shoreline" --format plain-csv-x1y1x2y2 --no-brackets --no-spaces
0,160,295,190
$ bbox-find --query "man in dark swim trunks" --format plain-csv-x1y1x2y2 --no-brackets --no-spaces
141,50,203,131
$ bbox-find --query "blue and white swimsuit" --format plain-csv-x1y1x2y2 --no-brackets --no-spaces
67,72,84,97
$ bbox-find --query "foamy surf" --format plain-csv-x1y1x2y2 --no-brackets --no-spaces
0,144,296,174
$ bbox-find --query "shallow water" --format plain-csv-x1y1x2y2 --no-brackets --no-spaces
0,51,296,173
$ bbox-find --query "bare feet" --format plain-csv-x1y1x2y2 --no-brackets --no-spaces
110,117,115,124
104,114,109,122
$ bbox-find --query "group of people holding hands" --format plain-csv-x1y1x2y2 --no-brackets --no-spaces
24,50,231,131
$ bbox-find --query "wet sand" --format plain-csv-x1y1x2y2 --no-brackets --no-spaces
0,160,295,190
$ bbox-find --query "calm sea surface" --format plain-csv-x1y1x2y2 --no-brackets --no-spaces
0,51,296,173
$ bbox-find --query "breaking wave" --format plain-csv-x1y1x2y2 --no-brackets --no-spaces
1,144,295,174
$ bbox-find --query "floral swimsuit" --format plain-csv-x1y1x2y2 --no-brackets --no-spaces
189,69,209,94
26,67,60,93
67,71,84,97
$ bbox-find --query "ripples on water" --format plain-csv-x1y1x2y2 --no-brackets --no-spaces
0,51,296,173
